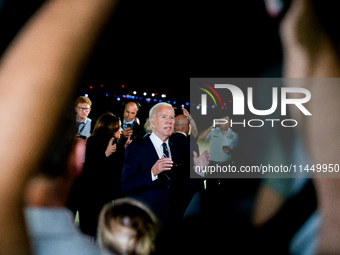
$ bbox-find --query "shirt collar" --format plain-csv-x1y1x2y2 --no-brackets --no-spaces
25,207,77,236
76,116,87,124
123,119,134,125
175,131,187,137
150,132,169,147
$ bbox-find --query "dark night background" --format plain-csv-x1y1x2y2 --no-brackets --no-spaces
0,0,285,125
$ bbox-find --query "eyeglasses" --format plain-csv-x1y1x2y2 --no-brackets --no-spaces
77,107,90,112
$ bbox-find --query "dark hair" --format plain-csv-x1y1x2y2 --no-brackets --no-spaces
39,105,77,178
91,112,120,142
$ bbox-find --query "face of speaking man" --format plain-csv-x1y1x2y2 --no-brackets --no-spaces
150,105,175,142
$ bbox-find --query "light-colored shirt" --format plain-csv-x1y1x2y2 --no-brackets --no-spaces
206,127,238,162
25,207,101,255
122,119,135,130
149,132,171,181
76,116,92,138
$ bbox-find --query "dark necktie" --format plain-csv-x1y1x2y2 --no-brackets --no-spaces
162,143,172,186
162,143,169,158
76,122,82,134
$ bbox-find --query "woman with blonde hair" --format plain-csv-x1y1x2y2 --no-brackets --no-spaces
98,198,161,255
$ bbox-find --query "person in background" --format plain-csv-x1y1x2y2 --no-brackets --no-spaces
170,108,199,157
78,112,131,238
170,108,204,191
24,109,101,255
143,118,152,137
198,116,238,190
119,101,145,142
0,0,119,253
97,198,161,255
75,96,93,139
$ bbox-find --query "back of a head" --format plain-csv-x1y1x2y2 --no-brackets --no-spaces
174,114,189,132
98,198,161,255
143,118,152,133
39,102,77,178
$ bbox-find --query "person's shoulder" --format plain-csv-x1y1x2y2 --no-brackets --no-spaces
228,128,238,135
170,132,183,139
210,127,219,134
128,135,151,148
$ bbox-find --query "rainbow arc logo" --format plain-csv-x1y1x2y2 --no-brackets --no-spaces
197,82,224,109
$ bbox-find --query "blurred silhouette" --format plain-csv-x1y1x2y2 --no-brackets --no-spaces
0,0,119,253
98,198,161,255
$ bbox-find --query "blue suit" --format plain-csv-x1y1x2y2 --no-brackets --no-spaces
121,136,187,224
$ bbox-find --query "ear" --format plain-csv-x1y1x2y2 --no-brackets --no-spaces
150,117,156,128
67,139,86,179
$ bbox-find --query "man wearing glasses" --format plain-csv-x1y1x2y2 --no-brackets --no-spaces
75,96,92,139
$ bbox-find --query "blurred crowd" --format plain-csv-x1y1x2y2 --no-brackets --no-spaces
1,0,340,255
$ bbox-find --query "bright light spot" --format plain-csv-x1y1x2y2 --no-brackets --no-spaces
133,91,137,95
151,93,155,97
143,92,147,96
84,94,89,97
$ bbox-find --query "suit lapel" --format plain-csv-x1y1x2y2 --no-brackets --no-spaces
169,141,184,164
144,136,159,163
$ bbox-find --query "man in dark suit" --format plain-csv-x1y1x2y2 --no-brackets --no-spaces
170,109,199,157
119,101,145,142
170,111,205,191
121,102,206,226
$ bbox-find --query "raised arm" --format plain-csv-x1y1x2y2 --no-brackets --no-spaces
182,107,198,138
198,124,213,141
280,0,340,253
0,0,118,254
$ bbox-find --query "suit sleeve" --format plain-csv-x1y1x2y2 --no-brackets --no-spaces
121,143,155,194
